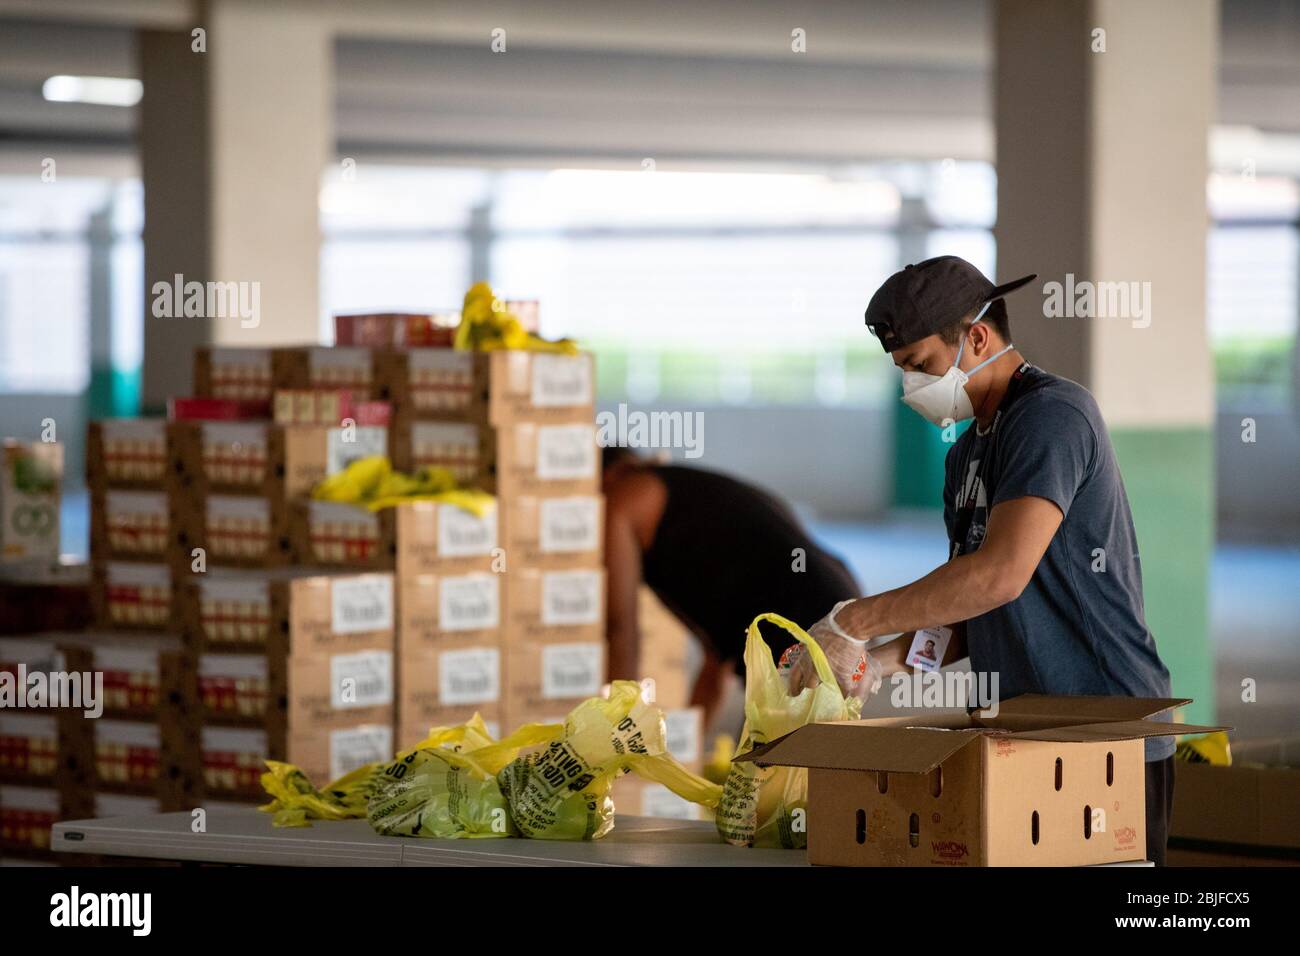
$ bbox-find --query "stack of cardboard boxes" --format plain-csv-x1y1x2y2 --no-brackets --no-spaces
179,571,396,798
375,347,605,740
392,501,503,748
0,636,88,857
19,306,710,844
176,346,399,795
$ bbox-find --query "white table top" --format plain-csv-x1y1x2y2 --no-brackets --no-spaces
51,809,806,867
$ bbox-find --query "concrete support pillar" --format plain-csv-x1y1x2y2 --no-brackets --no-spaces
995,0,1218,721
139,0,331,409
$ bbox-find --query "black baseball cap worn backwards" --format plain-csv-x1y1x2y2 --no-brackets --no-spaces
864,255,1037,353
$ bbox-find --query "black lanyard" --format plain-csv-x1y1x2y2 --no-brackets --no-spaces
950,362,1033,557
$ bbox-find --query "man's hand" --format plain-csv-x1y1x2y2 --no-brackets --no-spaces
784,602,883,700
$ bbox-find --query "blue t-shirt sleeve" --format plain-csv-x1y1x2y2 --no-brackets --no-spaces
991,397,1097,518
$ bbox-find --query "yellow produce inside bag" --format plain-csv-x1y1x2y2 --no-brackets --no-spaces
716,612,863,848
367,715,563,839
496,680,722,840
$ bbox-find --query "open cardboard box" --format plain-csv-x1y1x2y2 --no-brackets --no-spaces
738,694,1228,867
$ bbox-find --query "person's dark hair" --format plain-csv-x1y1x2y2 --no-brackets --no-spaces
937,297,1010,345
601,444,638,471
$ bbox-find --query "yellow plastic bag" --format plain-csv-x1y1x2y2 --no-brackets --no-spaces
367,716,564,839
716,612,863,848
258,760,377,828
454,281,578,354
259,715,532,829
496,681,722,840
311,455,495,515
1175,731,1232,765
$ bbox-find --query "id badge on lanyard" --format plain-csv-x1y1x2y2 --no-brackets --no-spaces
950,362,1032,558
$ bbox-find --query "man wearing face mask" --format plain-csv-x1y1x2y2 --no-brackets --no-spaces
788,255,1177,865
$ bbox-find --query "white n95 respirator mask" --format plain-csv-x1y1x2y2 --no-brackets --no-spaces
901,304,1012,426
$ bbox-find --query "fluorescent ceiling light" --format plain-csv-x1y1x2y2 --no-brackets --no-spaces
43,75,142,107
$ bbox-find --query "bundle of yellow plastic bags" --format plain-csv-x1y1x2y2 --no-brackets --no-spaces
311,455,494,515
454,281,578,354
715,613,863,848
259,684,722,840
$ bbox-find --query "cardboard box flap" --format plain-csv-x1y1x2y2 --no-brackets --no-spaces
737,723,984,774
1005,719,1230,744
989,694,1192,722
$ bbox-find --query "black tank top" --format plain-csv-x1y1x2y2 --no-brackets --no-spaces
640,465,860,669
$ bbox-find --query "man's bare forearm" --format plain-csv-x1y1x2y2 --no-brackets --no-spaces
838,551,1017,641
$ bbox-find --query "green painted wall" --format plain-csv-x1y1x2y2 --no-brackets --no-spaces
86,364,142,419
1110,427,1215,726
890,380,968,508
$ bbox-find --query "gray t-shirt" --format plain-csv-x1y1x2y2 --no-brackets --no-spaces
943,364,1174,761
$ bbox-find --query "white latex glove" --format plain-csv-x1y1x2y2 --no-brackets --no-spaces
779,600,884,701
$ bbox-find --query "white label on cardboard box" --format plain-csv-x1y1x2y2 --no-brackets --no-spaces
97,720,160,748
326,426,387,476
413,421,478,449
0,785,59,812
208,494,270,520
438,573,500,631
438,647,501,705
330,725,393,780
105,490,168,517
410,350,473,374
638,782,702,821
535,424,597,480
201,422,267,449
310,347,370,371
0,712,57,737
0,638,64,672
95,793,161,818
90,795,159,823
907,626,952,673
94,647,161,675
198,654,268,679
199,578,270,604
437,503,497,557
663,709,702,764
201,726,267,754
330,650,394,709
541,643,603,699
530,354,592,407
210,348,270,370
541,570,601,626
331,575,395,634
539,496,600,553
101,419,165,442
107,562,170,587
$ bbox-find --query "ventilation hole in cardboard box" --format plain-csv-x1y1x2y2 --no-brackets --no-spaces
930,767,942,798
1083,805,1092,840
1031,810,1040,845
1055,757,1063,791
855,809,866,845
877,771,888,794
908,813,920,848
1106,751,1113,786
